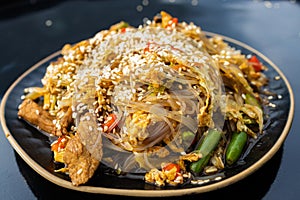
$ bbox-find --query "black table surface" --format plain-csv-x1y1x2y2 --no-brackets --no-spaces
0,0,299,199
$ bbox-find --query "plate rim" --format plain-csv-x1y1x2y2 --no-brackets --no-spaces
0,32,295,197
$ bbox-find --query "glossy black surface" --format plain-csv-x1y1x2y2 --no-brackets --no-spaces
0,0,299,199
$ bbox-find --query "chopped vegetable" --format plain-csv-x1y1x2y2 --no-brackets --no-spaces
162,163,181,173
109,21,129,32
24,87,46,100
167,17,178,28
248,55,263,72
182,130,195,143
190,154,211,174
51,135,70,163
51,135,68,152
225,131,248,165
190,129,222,173
103,113,117,132
245,93,262,109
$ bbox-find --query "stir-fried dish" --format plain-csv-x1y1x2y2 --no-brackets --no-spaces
18,11,268,187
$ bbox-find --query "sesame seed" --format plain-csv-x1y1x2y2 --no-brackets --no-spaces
138,96,143,101
72,112,77,119
183,174,189,178
203,179,210,183
214,176,222,181
97,127,104,132
268,102,277,108
107,116,112,121
77,168,83,175
104,125,108,132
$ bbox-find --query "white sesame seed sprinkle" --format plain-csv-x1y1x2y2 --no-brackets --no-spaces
214,176,222,181
268,102,277,108
77,168,83,175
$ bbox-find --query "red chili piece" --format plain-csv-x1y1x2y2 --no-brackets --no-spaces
103,113,118,132
162,163,181,173
248,55,263,72
51,136,67,151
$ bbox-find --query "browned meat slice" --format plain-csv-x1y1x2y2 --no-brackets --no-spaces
18,99,56,135
56,107,73,136
63,134,100,186
76,112,103,161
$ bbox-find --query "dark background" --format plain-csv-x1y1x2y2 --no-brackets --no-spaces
0,0,299,199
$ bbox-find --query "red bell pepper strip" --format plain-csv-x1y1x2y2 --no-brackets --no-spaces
103,113,118,132
166,17,178,28
248,55,263,72
162,163,181,173
51,136,68,152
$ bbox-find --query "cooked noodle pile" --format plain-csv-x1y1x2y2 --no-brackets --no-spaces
18,11,267,186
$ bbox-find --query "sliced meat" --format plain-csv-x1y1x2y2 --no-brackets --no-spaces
76,112,103,161
56,107,73,136
18,99,56,135
63,134,100,186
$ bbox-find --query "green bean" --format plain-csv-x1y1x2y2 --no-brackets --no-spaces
245,93,261,109
225,131,248,165
190,129,222,173
190,153,211,174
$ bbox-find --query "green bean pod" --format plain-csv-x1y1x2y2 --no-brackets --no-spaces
225,131,248,165
190,154,211,174
245,93,261,109
190,129,222,174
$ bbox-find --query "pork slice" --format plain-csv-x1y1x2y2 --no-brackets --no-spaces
63,134,100,186
18,99,56,135
56,107,73,136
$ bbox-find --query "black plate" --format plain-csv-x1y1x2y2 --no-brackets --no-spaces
0,32,294,196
